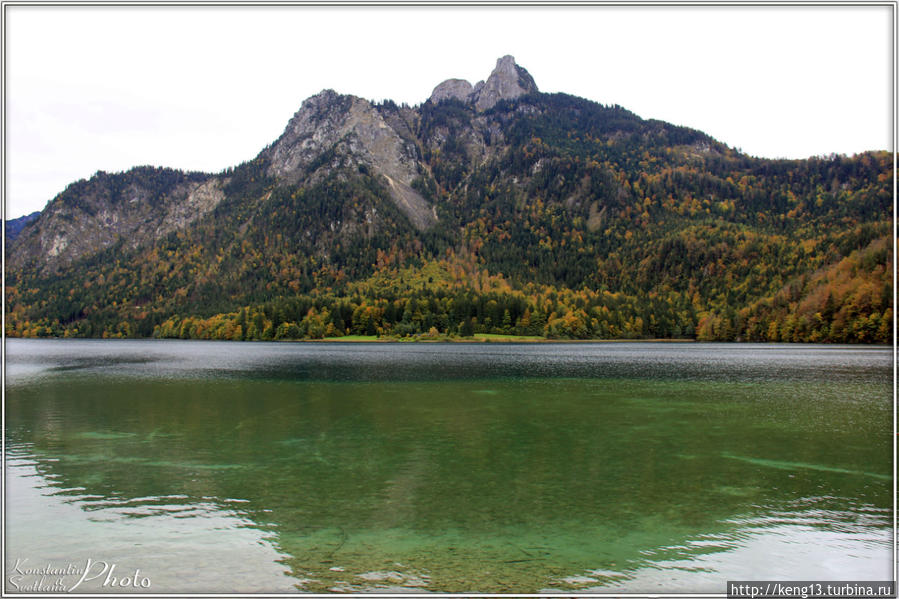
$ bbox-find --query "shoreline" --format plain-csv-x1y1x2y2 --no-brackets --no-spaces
4,335,714,344
7,336,888,347
312,335,699,344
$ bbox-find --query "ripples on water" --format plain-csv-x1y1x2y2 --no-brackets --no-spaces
5,339,890,384
4,339,893,593
564,498,892,593
5,451,295,593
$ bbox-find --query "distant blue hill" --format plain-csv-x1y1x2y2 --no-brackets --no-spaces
5,211,40,244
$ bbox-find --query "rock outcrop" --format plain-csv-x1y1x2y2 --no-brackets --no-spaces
473,55,538,111
428,55,538,111
429,78,474,104
263,90,437,231
155,178,225,238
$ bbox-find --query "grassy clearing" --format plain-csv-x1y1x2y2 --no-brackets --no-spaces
317,333,548,343
320,335,381,342
472,333,546,342
310,334,693,343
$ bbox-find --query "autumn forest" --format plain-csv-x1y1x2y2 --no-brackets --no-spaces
5,92,893,344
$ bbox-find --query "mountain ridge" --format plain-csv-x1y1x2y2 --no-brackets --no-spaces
5,56,892,343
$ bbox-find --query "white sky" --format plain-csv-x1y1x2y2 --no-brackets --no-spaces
4,4,895,219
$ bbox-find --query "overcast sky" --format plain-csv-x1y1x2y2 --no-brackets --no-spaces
4,4,894,219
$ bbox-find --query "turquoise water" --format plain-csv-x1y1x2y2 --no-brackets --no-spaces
4,340,893,593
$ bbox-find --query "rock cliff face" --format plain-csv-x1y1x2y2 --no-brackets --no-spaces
428,55,538,111
262,90,437,231
7,168,216,273
474,55,538,111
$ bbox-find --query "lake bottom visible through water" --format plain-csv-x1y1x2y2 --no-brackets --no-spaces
4,340,894,593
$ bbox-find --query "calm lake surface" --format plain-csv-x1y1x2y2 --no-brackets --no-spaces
4,339,893,593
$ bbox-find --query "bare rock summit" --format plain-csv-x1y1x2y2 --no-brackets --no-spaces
474,55,538,111
429,78,474,104
428,55,538,111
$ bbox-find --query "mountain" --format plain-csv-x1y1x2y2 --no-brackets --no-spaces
7,168,214,273
4,211,40,244
5,56,892,343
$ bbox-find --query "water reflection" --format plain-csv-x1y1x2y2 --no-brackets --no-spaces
4,340,893,593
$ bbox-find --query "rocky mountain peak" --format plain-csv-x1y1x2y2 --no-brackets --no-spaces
428,55,538,111
429,78,474,104
474,55,538,111
263,89,437,231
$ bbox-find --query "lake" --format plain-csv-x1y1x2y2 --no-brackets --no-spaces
4,339,893,593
